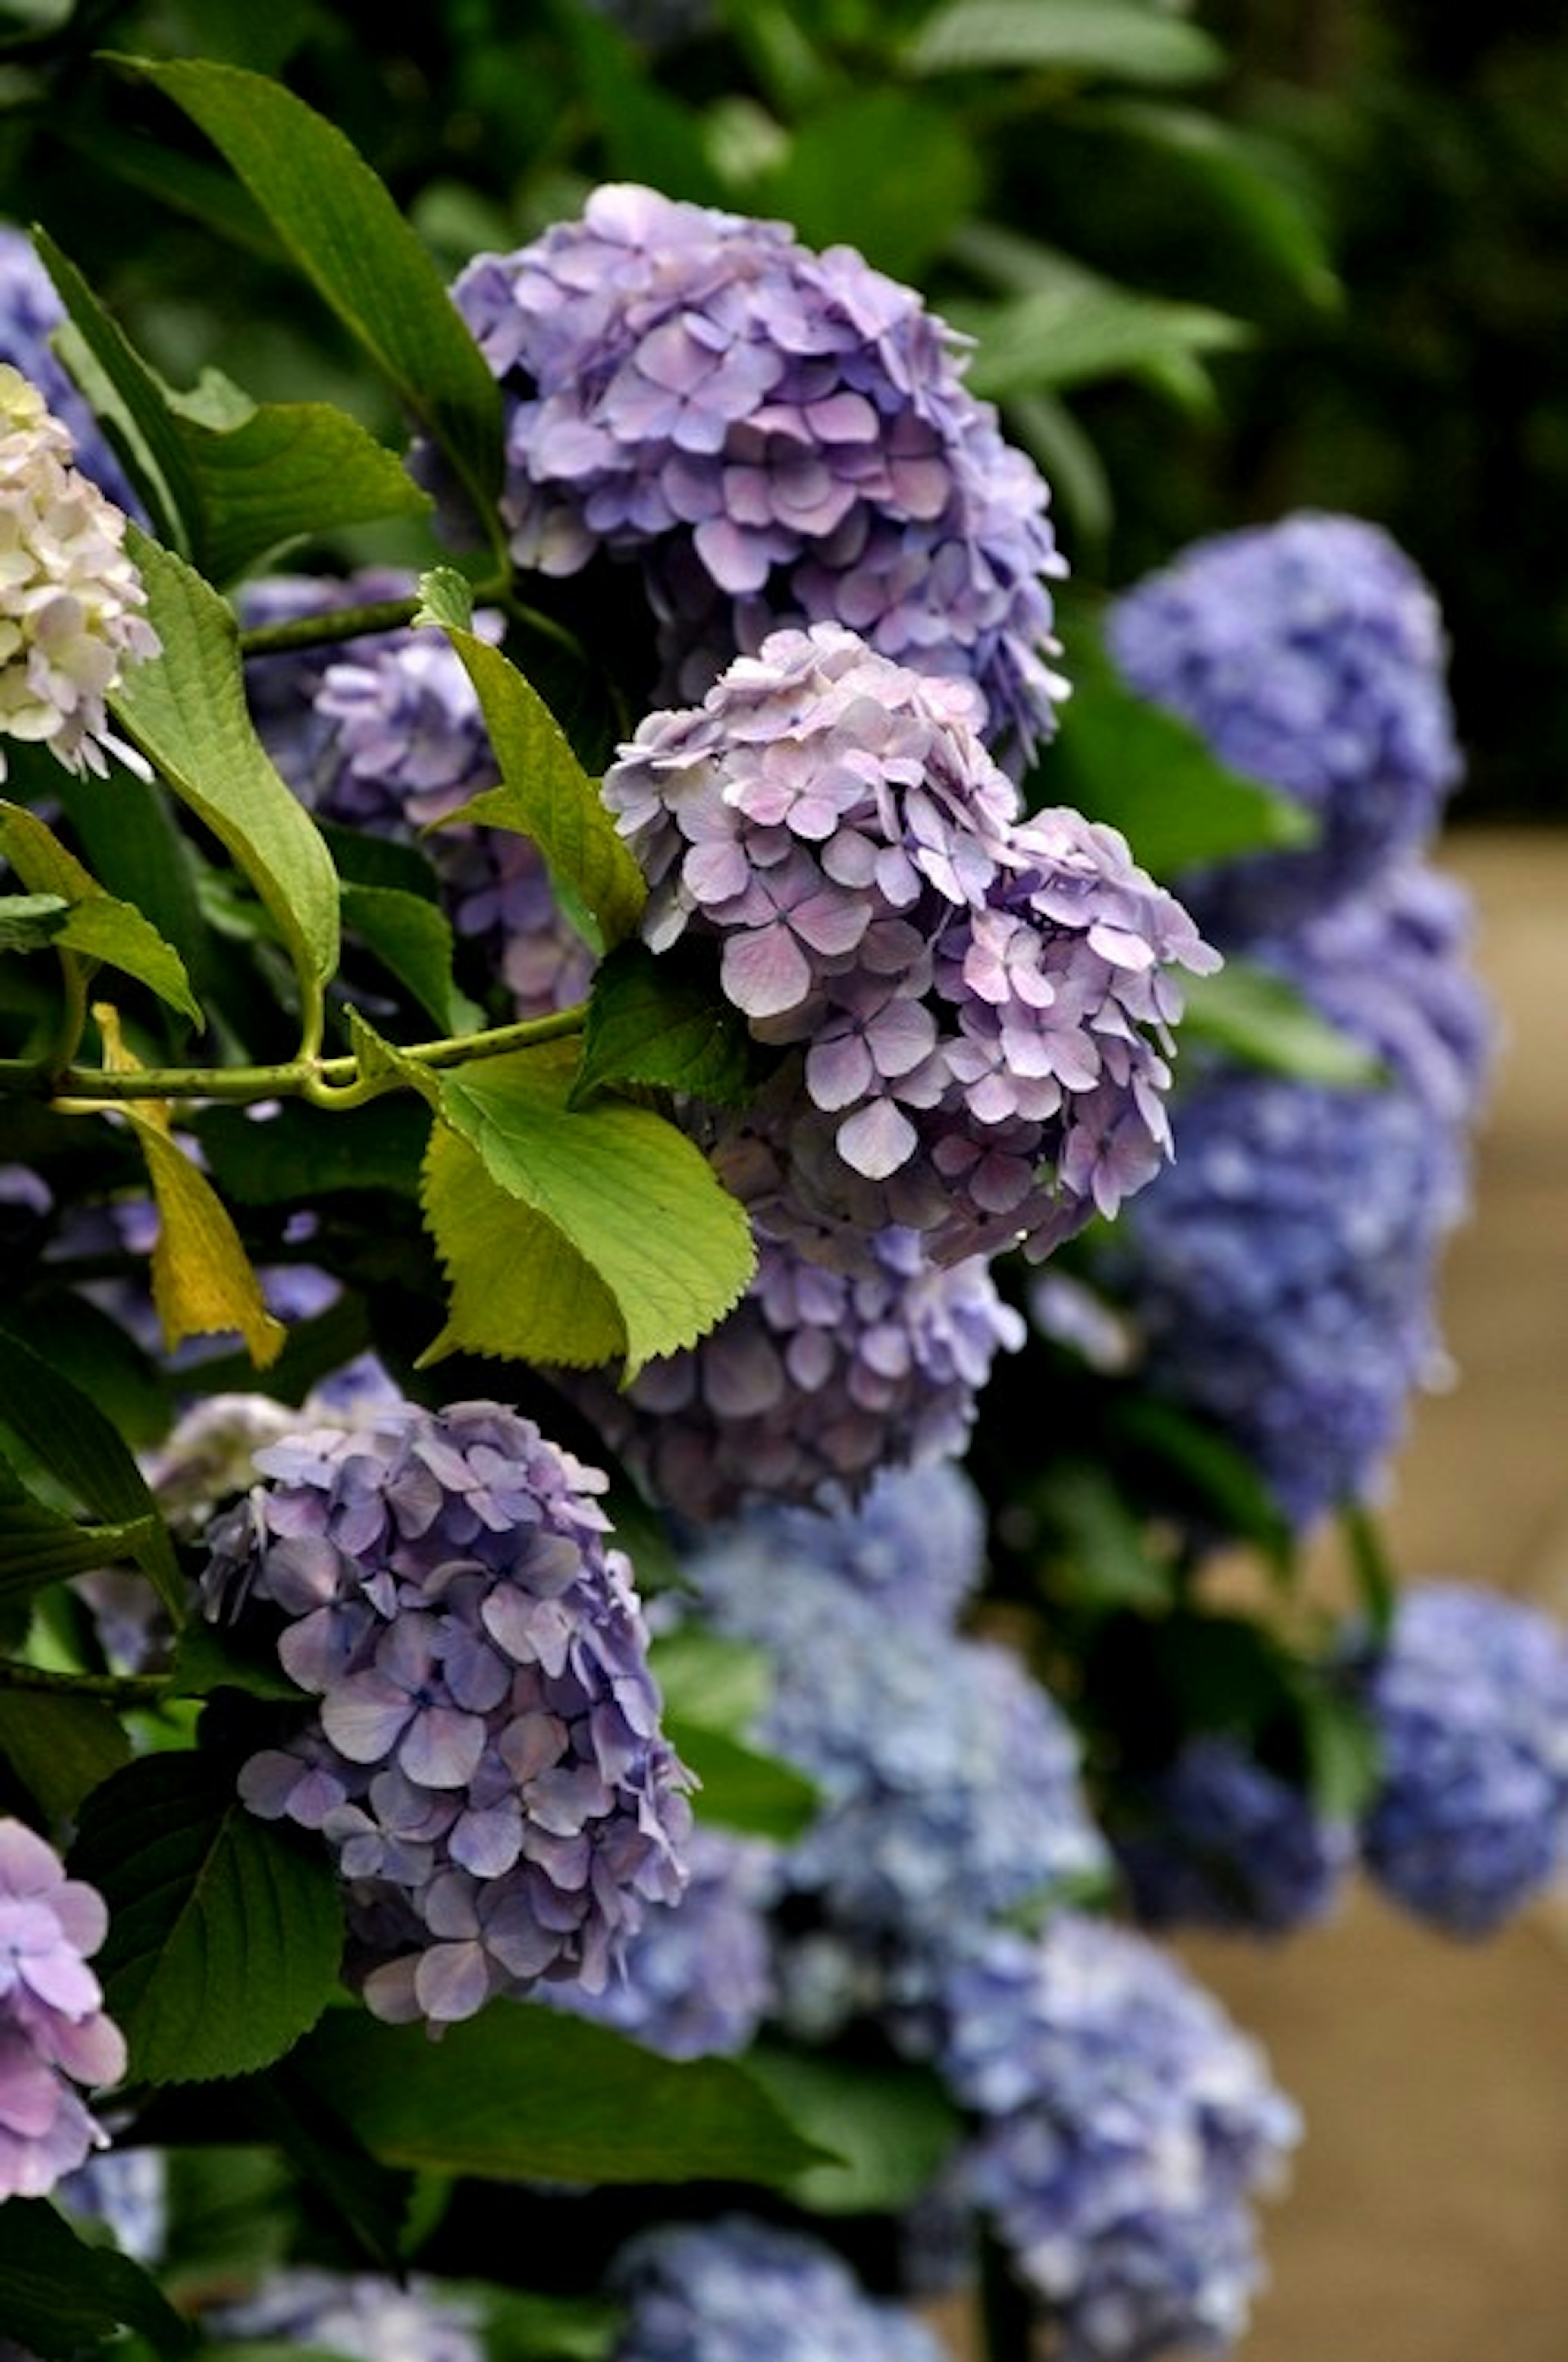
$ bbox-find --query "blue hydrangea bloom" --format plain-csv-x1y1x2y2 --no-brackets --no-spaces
541,1824,780,2058
607,2214,952,2362
577,1223,1023,1520
1113,1737,1354,1937
207,2269,482,2362
604,625,1217,1272
200,1398,693,2027
1106,512,1461,941
685,1526,1108,2024
451,183,1069,767
933,1917,1300,2361
58,2147,166,2264
0,226,140,513
1354,1580,1568,1936
1098,1066,1456,1532
699,1457,991,1630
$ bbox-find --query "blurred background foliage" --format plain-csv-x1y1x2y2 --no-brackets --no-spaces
0,0,1559,813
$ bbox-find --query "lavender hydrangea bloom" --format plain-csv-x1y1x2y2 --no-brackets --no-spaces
1353,1581,1568,1936
608,2214,952,2362
0,227,139,511
207,2268,482,2362
575,1224,1022,1520
932,1918,1300,2361
1097,1067,1456,1532
200,1398,693,2027
604,625,1217,1271
451,183,1068,765
543,1825,780,2058
1114,1738,1354,1937
1106,512,1461,941
0,1820,126,2201
686,1528,1108,2024
238,567,416,788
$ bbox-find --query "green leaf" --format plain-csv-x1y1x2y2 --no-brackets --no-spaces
953,277,1250,405
1038,627,1313,877
109,531,341,1048
1339,1500,1398,1642
1291,1676,1382,1822
0,2201,190,2358
425,1041,755,1381
171,388,431,584
1178,962,1385,1087
0,1689,132,1822
0,1488,163,1595
167,1618,305,1704
745,2046,962,2214
197,1097,427,1204
0,889,68,950
53,763,214,1010
906,0,1225,83
575,940,765,1109
341,881,483,1034
751,90,981,281
666,1717,819,1842
648,1626,773,1735
416,570,646,954
1109,1396,1293,1574
1036,1461,1177,1611
0,1316,183,1617
470,2287,621,2362
69,1751,344,2085
561,1,730,206
0,797,203,1023
298,2004,833,2185
116,56,503,526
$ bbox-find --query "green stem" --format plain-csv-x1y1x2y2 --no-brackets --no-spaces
236,570,512,661
0,1000,590,1111
0,1659,169,1707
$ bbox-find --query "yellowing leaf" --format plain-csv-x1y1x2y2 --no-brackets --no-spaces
135,1121,286,1369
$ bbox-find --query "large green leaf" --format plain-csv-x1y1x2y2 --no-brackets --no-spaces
298,2004,834,2185
69,1751,345,2085
665,1718,819,1842
116,57,503,528
109,531,341,1048
751,90,981,281
0,1689,131,1823
906,0,1225,83
426,1041,755,1380
1178,962,1385,1088
0,799,202,1024
0,2201,190,2358
953,276,1250,407
341,880,482,1034
574,939,765,1110
416,569,647,954
745,2047,962,2215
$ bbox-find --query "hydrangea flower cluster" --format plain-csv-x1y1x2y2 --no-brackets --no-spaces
931,1917,1301,2361
451,181,1068,765
1106,511,1462,941
200,1397,693,2027
543,1824,781,2059
0,364,158,781
603,625,1218,1271
1112,1737,1355,1937
0,1818,126,2201
0,227,140,512
698,1456,991,1630
1351,1580,1568,1936
1098,1066,1454,1531
686,1519,1108,2027
58,2146,167,2264
607,2214,951,2362
578,1223,1022,1519
206,2268,482,2362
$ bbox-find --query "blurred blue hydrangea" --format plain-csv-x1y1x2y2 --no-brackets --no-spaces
685,1522,1107,2026
451,183,1068,767
696,1457,991,1630
604,624,1217,1273
57,2147,166,2265
1353,1580,1568,1936
932,1917,1300,2360
542,1824,781,2058
607,2214,951,2362
207,2268,482,2362
0,225,141,513
577,1222,1023,1521
201,1396,693,2027
1113,1737,1354,1937
1094,1066,1456,1532
1106,512,1461,941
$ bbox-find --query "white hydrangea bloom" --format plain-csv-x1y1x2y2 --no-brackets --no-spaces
0,364,158,779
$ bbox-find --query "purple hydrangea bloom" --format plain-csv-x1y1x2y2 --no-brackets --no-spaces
451,183,1068,766
1096,1066,1457,1532
0,1820,126,2201
1353,1580,1568,1936
1113,1737,1354,1937
207,2268,482,2362
1106,512,1462,942
608,2214,952,2362
0,226,140,513
574,1223,1023,1521
604,625,1217,1271
685,1528,1108,2025
238,567,416,788
542,1824,781,2058
200,1398,693,2027
931,1917,1300,2361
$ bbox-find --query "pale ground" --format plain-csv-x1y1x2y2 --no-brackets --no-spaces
922,825,1568,2362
